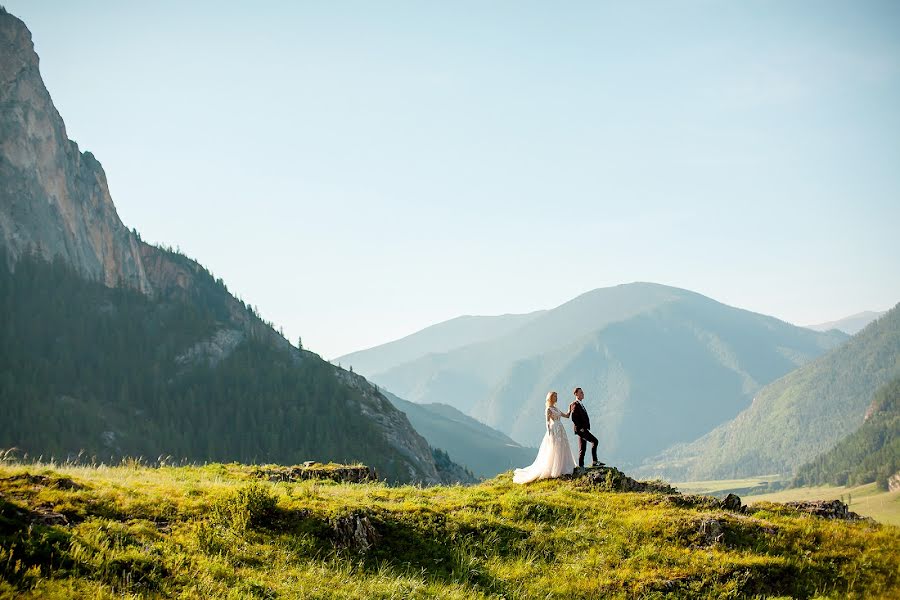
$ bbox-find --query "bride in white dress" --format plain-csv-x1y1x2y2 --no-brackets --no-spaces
513,391,577,484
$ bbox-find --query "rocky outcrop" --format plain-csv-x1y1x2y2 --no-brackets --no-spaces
331,512,379,552
660,492,746,512
0,10,150,293
255,463,378,484
336,368,447,484
175,329,245,369
0,8,475,486
782,500,868,521
574,465,677,494
889,472,900,492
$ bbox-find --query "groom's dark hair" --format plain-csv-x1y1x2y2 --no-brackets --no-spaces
573,387,583,395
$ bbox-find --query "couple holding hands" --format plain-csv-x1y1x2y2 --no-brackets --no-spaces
513,387,602,484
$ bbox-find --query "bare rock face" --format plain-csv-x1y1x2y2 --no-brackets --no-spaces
0,8,470,486
0,10,150,293
176,329,245,368
889,472,900,492
336,368,445,485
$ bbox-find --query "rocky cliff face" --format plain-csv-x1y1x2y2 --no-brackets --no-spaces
0,8,456,484
0,10,151,293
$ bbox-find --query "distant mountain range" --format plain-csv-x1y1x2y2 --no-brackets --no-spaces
806,311,887,335
641,303,900,481
339,283,848,467
0,9,470,484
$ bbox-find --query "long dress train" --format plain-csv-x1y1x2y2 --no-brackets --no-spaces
513,405,576,484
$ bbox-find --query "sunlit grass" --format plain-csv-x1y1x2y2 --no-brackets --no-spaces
1,460,898,599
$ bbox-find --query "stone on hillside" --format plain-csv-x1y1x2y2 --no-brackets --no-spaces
254,464,377,484
783,499,868,521
332,513,378,552
699,518,725,545
575,465,677,494
722,493,744,511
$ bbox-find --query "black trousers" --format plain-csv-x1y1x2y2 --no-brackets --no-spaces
574,428,598,467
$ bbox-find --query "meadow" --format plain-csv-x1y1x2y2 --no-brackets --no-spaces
675,477,900,527
1,461,899,599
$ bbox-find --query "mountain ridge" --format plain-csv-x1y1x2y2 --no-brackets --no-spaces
339,281,848,467
640,303,900,481
0,9,465,484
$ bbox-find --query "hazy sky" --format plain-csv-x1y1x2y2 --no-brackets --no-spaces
6,1,900,358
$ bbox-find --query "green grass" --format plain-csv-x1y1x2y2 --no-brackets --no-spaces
744,482,900,527
1,461,899,599
674,476,784,497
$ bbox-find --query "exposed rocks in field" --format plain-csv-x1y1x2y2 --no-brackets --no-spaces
698,518,725,545
573,465,678,494
659,492,746,513
782,499,869,521
889,471,900,492
331,512,379,552
0,472,84,490
254,464,378,484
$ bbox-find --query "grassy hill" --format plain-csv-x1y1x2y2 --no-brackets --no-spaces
383,391,537,478
643,304,900,481
1,460,898,599
346,283,847,466
793,376,900,489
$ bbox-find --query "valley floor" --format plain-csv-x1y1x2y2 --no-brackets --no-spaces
1,462,898,599
675,477,900,527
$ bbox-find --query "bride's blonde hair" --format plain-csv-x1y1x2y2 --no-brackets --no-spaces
545,391,558,407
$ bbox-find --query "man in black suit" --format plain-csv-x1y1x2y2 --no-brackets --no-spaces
569,387,601,468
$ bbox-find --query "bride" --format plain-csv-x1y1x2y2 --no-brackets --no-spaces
513,391,577,484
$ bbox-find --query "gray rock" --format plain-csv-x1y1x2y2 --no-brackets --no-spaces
783,499,868,521
332,513,378,552
699,518,725,545
722,493,743,511
889,472,900,493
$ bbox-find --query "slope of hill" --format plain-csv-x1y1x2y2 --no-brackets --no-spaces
342,283,848,466
0,8,465,484
383,390,537,478
793,376,900,489
2,461,898,599
806,310,887,335
643,304,900,481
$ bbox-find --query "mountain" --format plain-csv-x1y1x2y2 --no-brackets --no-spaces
0,8,468,484
792,376,899,490
806,310,887,335
642,303,900,481
382,389,537,478
339,283,848,466
339,311,544,375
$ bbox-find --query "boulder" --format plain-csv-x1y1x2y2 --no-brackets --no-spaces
699,518,725,545
332,513,378,552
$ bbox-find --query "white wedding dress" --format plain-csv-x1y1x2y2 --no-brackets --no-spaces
513,405,576,484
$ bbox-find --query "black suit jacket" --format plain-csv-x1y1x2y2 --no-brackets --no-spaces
571,401,590,431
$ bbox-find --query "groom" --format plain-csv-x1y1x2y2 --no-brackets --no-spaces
569,387,601,468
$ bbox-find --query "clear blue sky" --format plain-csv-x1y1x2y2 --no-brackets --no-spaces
6,1,900,358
